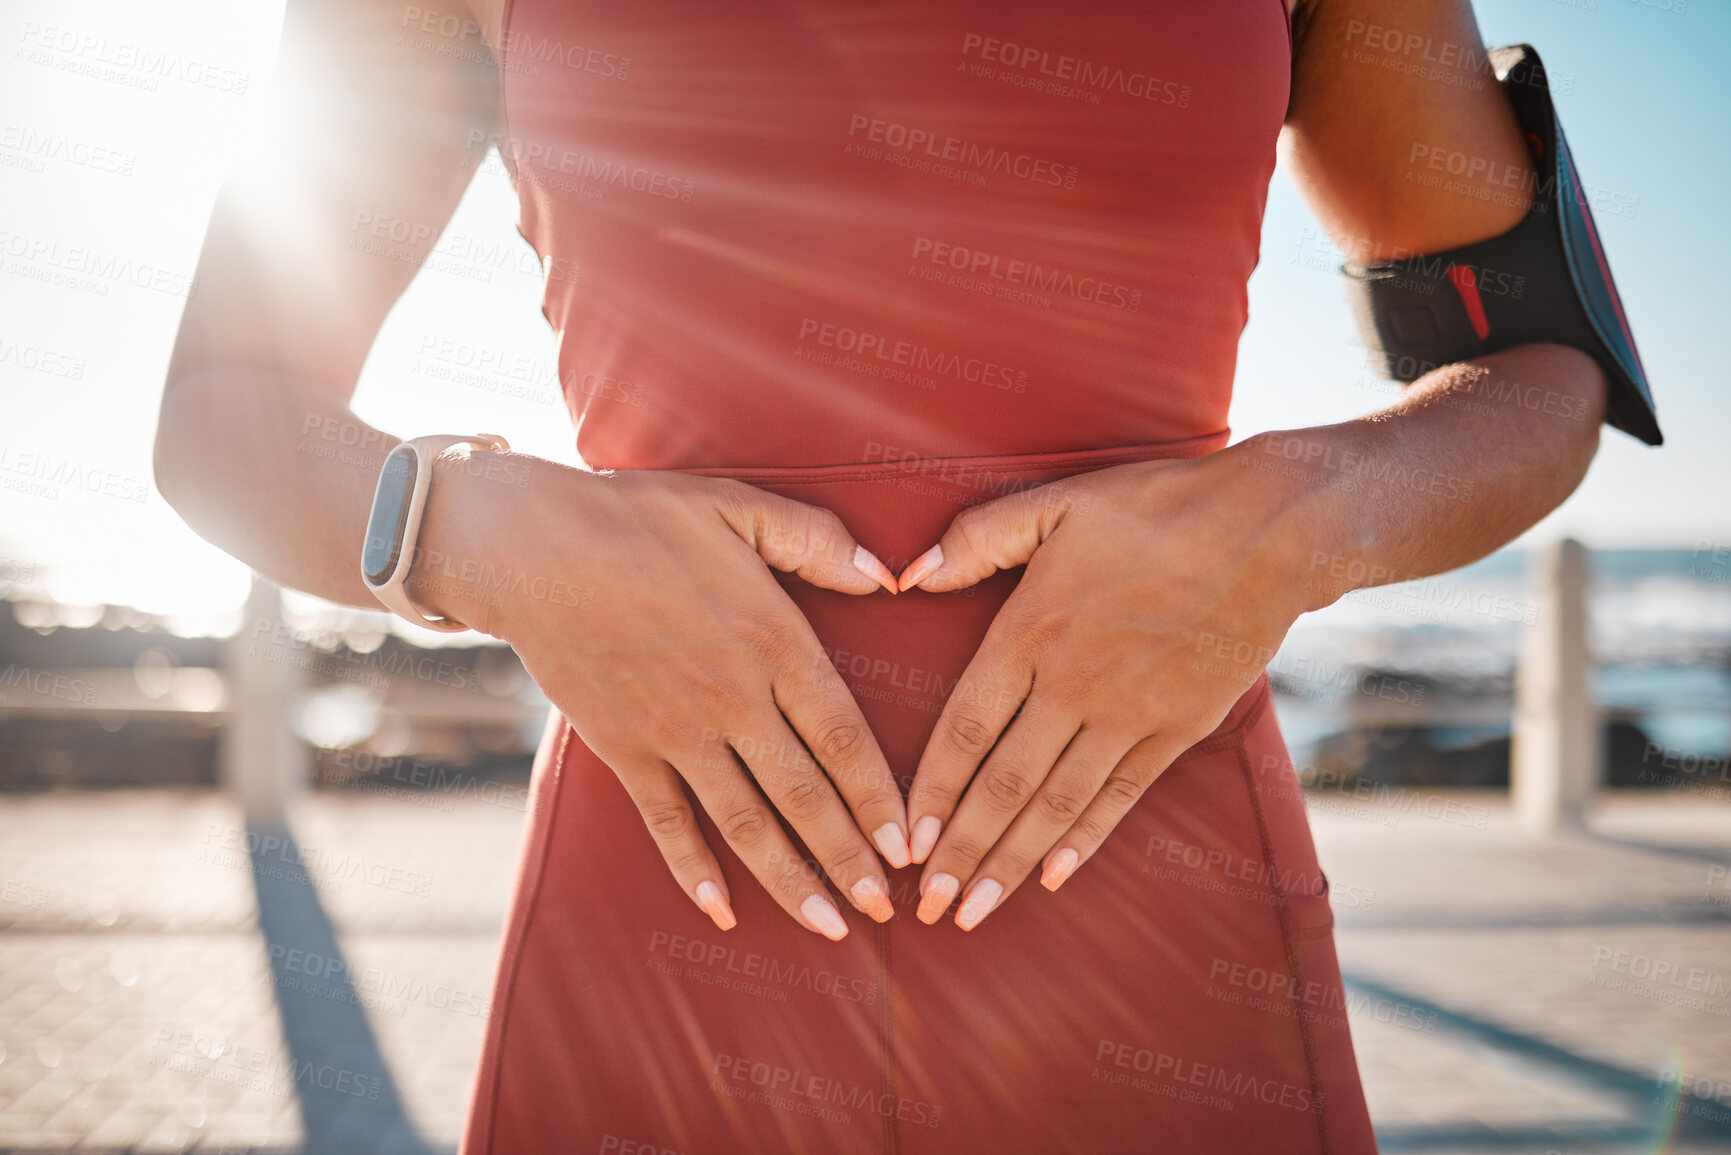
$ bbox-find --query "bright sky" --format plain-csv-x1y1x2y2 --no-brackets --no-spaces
0,0,1725,631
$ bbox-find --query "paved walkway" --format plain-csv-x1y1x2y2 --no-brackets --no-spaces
0,787,1727,1153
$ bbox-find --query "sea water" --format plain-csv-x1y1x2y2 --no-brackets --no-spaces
1272,548,1731,773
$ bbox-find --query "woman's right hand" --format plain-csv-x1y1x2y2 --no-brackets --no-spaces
414,450,908,939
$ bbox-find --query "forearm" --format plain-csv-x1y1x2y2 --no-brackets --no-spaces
150,0,507,611
1240,342,1606,611
154,364,398,608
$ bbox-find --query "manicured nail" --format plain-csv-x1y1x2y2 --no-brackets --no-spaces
897,544,944,592
909,815,942,864
872,822,911,869
850,876,895,923
1040,848,1080,892
916,872,959,924
852,545,900,594
801,893,849,941
955,878,1003,931
696,880,736,931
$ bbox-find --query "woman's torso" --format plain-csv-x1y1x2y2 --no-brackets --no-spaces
484,0,1293,470
454,7,1385,1153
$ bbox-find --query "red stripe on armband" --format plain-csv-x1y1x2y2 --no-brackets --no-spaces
1446,264,1491,341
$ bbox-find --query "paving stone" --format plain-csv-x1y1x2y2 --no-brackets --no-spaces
1,789,1727,1153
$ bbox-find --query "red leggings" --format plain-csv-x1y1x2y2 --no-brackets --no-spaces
462,441,1377,1154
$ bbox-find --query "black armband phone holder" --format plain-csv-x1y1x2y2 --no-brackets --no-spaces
1342,44,1661,445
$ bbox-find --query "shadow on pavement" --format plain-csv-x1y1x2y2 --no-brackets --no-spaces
248,816,439,1155
1345,971,1731,1152
1586,832,1731,870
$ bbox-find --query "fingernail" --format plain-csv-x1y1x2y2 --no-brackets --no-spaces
801,893,849,941
909,816,942,864
850,875,895,923
1040,848,1080,892
696,880,736,931
916,872,959,924
897,544,944,592
955,878,1002,931
852,545,899,594
872,822,911,869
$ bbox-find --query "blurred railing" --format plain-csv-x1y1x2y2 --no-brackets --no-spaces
0,547,1641,832
0,574,547,808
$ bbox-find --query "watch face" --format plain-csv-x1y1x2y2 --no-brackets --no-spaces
362,446,417,586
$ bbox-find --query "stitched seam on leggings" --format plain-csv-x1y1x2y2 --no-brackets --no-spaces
877,920,898,1155
687,450,1218,488
673,435,1230,487
1167,676,1273,767
480,720,575,1152
1233,734,1331,1155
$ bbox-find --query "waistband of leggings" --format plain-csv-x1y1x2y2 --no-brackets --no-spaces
670,431,1232,487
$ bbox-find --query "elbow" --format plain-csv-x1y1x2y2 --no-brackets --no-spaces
152,384,189,517
1495,342,1607,483
152,373,209,526
1527,341,1608,431
1555,344,1608,480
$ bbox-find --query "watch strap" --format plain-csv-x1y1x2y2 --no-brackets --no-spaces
364,433,510,631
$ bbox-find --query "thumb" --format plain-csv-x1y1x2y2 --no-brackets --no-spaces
717,485,898,594
897,490,1061,593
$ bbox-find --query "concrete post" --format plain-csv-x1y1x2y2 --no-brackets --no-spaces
1512,539,1598,834
222,574,308,819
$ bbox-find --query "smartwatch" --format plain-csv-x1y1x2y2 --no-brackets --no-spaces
360,433,511,631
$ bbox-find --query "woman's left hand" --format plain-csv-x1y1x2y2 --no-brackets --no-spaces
896,443,1316,929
